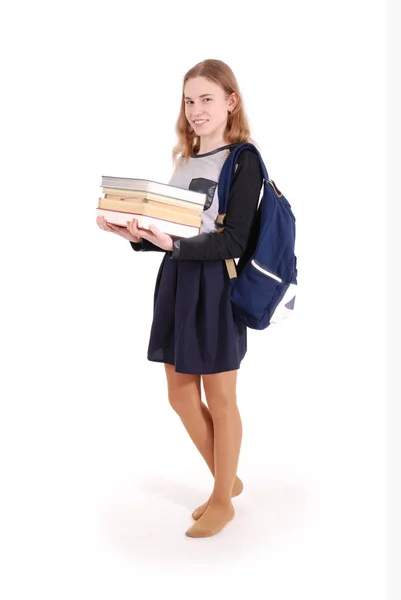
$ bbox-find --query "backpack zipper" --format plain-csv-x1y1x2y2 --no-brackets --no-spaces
251,259,282,282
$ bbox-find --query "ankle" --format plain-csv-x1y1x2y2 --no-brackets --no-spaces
209,497,233,509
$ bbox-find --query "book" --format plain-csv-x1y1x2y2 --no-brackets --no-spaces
98,197,201,227
101,188,204,210
96,207,200,238
101,176,206,206
103,193,202,215
98,176,204,238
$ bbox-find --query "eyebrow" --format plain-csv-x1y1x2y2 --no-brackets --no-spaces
184,93,213,99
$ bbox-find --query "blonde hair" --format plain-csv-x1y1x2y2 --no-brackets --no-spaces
172,59,258,169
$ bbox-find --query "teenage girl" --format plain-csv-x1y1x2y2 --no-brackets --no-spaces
96,59,264,538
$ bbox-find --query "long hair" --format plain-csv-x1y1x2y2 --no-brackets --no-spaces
172,59,257,169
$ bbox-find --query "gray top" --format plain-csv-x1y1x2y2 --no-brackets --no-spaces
130,143,264,260
168,144,239,234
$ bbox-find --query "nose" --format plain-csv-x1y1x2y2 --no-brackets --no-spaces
191,102,206,117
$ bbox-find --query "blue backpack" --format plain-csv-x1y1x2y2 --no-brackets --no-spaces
216,142,298,330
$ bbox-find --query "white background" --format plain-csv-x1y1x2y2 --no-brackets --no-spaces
0,1,386,598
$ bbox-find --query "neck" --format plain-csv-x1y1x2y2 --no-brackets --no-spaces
197,129,229,155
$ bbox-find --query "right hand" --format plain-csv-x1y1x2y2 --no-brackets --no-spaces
96,215,143,243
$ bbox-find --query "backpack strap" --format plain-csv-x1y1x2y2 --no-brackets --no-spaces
225,258,237,279
218,143,268,216
215,213,237,279
217,143,266,280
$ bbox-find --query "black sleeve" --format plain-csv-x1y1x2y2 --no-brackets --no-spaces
129,239,166,253
171,149,264,260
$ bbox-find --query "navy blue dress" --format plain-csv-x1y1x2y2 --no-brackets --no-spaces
131,143,264,375
147,252,247,374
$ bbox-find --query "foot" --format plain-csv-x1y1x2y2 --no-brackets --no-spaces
186,500,235,538
191,476,243,521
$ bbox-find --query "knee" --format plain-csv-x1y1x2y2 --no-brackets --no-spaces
206,394,237,419
168,391,187,413
164,367,202,415
168,390,201,415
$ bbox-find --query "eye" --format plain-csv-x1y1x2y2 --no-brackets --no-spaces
185,98,212,104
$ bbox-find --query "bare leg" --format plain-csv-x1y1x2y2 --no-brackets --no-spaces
186,369,242,538
164,364,243,520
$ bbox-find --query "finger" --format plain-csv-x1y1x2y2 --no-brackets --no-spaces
105,221,122,232
129,219,149,236
126,221,137,237
135,229,151,241
100,216,114,231
138,224,154,235
96,216,107,230
132,218,145,233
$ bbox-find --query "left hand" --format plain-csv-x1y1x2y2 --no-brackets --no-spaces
126,218,174,251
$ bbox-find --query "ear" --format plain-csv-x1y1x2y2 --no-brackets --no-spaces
228,91,239,112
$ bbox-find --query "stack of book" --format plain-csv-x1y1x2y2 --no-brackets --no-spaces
97,176,206,238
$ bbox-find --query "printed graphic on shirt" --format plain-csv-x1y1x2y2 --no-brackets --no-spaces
188,178,217,211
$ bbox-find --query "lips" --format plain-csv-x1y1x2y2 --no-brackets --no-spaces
193,120,209,130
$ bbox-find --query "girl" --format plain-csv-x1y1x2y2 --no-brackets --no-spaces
96,59,264,538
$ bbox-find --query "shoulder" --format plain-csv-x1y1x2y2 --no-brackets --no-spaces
232,148,263,181
235,147,260,164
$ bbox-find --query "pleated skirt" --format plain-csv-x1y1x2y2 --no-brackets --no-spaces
147,253,247,374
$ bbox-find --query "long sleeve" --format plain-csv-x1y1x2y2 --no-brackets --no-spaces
129,239,166,253
170,149,264,260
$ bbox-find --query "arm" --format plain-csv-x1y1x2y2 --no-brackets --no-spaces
170,149,264,260
129,239,167,252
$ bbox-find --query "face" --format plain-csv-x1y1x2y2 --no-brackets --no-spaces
184,76,236,141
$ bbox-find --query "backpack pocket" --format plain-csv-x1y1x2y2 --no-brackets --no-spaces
251,259,283,283
230,258,283,328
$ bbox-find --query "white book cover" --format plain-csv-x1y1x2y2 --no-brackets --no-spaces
96,208,200,238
